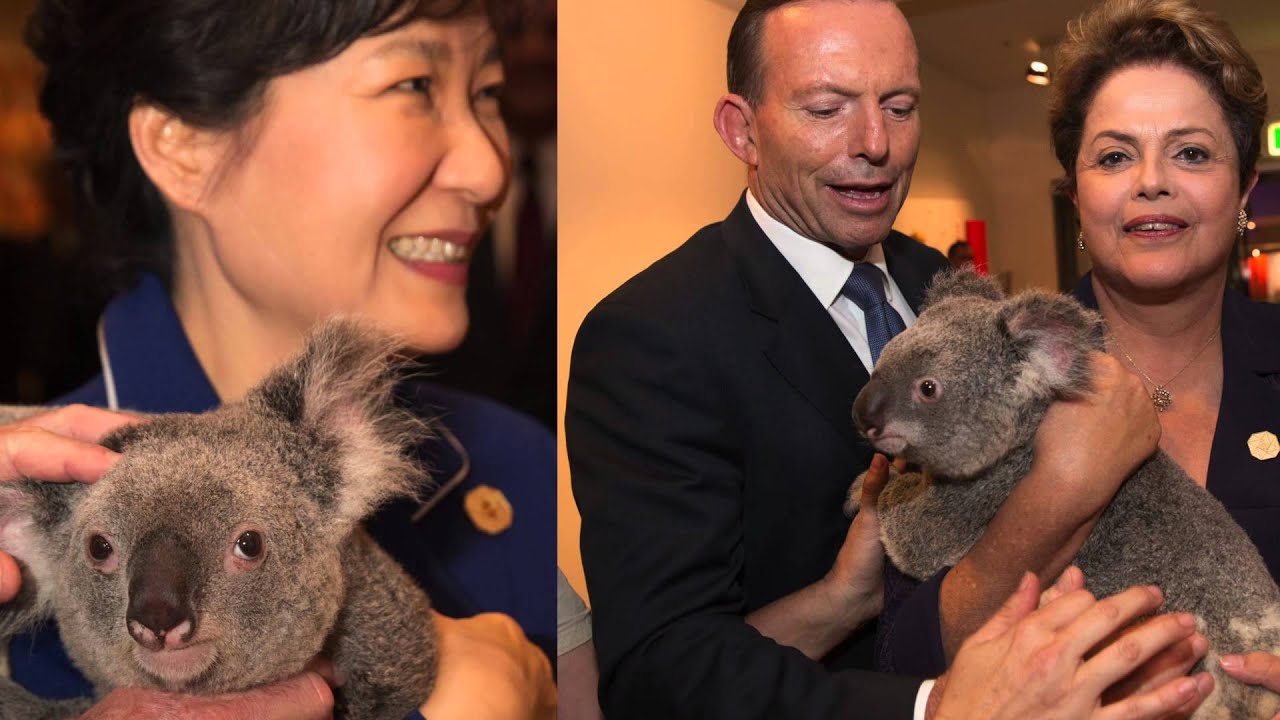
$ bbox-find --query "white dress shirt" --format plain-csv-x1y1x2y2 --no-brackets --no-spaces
746,191,918,375
747,190,935,719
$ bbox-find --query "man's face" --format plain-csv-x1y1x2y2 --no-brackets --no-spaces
748,0,921,257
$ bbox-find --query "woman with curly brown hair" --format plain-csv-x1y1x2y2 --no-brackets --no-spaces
880,0,1280,704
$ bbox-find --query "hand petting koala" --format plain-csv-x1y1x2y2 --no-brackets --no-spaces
845,269,1280,720
0,319,436,720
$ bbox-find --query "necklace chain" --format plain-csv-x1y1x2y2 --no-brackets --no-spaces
1108,324,1220,413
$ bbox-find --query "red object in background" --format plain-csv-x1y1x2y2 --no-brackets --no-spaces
1248,253,1269,301
965,219,988,275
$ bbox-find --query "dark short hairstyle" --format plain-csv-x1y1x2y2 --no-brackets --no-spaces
1049,0,1267,194
947,240,971,259
727,0,799,106
26,0,519,289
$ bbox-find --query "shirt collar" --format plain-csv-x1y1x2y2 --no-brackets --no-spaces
746,189,887,308
97,274,220,414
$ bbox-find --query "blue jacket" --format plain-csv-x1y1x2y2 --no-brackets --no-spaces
877,275,1280,676
10,275,556,712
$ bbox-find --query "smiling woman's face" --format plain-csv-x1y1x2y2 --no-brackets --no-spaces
1075,63,1253,297
191,12,509,353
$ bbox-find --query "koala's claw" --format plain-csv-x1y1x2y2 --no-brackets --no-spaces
844,474,867,518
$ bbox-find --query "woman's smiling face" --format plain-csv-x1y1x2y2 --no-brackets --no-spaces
1074,63,1254,296
196,11,509,353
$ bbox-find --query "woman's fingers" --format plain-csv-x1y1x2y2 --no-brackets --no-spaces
14,405,141,444
1221,651,1280,692
0,551,20,603
0,405,142,484
0,426,121,483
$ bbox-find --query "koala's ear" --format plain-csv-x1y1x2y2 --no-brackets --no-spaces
0,482,83,636
922,268,1004,310
998,292,1103,396
247,318,431,523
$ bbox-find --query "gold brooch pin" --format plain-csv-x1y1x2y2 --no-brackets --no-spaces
1248,431,1279,461
464,485,514,535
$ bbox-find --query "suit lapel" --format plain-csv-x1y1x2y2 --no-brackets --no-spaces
723,196,867,448
882,231,935,313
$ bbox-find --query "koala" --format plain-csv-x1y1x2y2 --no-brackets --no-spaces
0,319,437,720
846,269,1280,720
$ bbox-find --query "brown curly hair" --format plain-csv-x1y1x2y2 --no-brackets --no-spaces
1049,0,1267,194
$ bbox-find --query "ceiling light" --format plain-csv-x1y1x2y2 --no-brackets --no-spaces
1025,62,1051,86
1247,220,1257,230
1253,249,1262,258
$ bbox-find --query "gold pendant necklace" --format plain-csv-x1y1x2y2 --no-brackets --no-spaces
1109,325,1220,413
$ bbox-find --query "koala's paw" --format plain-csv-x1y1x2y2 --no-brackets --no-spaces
843,474,866,518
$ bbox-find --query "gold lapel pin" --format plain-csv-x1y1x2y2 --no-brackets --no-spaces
1248,431,1279,461
464,484,514,535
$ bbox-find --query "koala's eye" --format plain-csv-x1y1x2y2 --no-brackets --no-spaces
88,535,113,562
916,379,942,403
233,531,264,561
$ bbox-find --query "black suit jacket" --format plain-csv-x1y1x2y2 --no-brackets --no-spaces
567,195,949,719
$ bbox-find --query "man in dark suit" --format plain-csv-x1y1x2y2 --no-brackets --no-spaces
566,1,1211,718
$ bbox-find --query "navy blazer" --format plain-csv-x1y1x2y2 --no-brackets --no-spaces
9,275,556,709
877,275,1280,677
568,194,948,719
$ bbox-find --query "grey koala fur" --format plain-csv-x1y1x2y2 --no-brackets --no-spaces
846,269,1280,720
0,319,437,719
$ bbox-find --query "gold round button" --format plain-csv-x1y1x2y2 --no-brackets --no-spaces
1248,431,1279,461
464,484,514,535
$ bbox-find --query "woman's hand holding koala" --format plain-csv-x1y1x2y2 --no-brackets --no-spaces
940,353,1161,657
0,405,138,602
421,612,556,720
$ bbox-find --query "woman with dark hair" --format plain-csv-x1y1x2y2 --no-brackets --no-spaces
879,0,1280,703
0,0,556,717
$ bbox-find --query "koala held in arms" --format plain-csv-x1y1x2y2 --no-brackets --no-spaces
0,319,437,720
845,269,1280,720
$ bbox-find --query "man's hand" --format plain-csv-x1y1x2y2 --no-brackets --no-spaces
940,353,1161,657
929,573,1212,720
824,453,893,618
421,612,556,720
1221,652,1280,704
80,672,333,719
745,454,892,658
0,405,139,602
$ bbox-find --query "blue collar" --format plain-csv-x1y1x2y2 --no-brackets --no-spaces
96,274,220,413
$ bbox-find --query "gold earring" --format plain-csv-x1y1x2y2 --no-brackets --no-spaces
1238,209,1249,237
1077,231,1085,251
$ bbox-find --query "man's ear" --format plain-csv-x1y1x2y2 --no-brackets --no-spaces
713,93,758,167
128,104,226,212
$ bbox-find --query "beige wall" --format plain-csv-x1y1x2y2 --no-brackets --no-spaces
557,0,743,601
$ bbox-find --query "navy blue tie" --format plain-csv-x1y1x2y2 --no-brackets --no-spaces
841,263,907,365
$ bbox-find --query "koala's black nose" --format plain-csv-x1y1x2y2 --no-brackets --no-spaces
854,382,889,439
127,530,198,651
